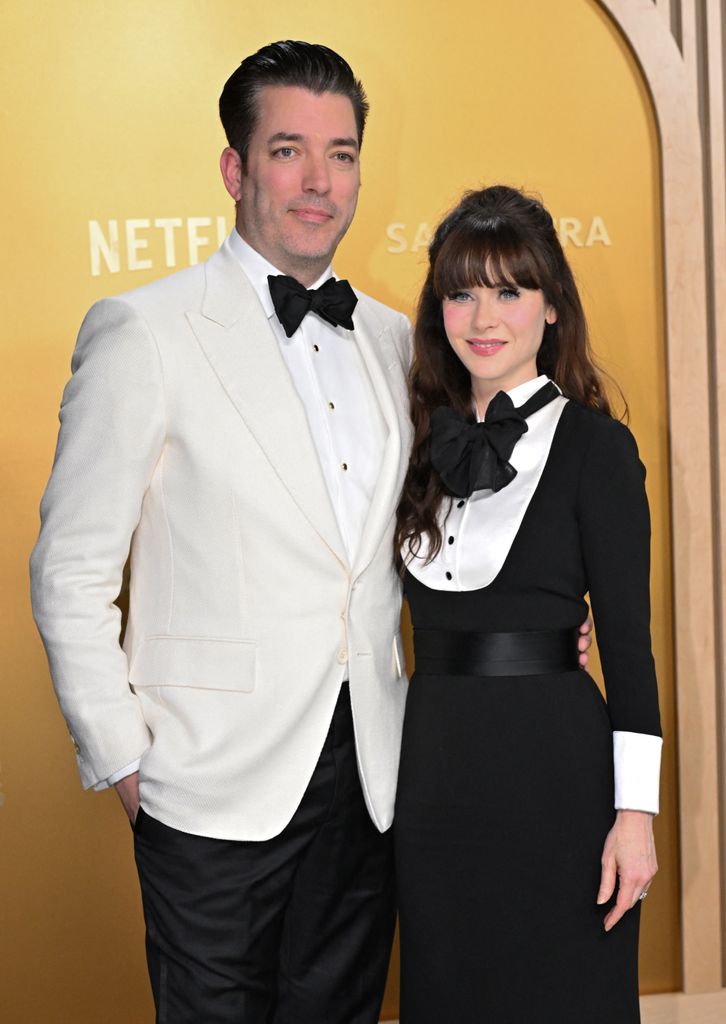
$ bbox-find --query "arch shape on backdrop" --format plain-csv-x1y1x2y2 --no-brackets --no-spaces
598,0,722,995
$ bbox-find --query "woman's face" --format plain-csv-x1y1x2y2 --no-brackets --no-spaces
442,280,557,401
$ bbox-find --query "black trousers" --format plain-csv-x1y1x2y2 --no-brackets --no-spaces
133,684,396,1023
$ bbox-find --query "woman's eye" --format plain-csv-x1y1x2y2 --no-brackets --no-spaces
449,291,472,302
498,286,520,300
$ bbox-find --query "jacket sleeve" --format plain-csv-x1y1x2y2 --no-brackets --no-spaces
30,297,166,788
577,415,662,812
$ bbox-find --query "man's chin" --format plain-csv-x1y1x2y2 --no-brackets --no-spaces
282,245,338,271
282,228,347,265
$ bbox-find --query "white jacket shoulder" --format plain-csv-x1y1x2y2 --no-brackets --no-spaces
354,287,412,366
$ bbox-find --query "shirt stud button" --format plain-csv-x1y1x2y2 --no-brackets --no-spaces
448,536,455,545
341,462,348,471
457,500,465,508
328,401,335,410
445,572,452,581
312,344,319,352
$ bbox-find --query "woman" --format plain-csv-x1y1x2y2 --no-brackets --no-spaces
394,185,661,1023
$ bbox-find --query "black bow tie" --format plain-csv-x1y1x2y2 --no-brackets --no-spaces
430,381,560,498
268,274,358,338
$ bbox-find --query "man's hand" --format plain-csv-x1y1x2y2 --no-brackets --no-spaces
114,771,140,825
578,614,593,668
597,809,657,931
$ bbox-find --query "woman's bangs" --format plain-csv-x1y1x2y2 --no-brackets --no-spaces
432,225,545,298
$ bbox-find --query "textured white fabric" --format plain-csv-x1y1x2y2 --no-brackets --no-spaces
405,375,567,591
95,758,141,791
30,241,413,839
100,231,387,787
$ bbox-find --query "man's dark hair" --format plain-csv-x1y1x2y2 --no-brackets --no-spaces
219,40,369,163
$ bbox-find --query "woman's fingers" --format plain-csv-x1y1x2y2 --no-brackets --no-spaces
598,810,657,930
596,855,617,906
603,873,654,931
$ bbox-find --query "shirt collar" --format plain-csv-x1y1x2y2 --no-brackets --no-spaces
506,374,555,405
475,374,557,423
227,229,335,321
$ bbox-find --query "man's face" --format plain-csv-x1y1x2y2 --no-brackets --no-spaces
230,85,361,284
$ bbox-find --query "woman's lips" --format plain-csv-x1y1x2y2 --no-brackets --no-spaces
466,339,507,356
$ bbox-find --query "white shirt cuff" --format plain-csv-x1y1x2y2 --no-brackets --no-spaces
613,731,662,814
93,759,142,792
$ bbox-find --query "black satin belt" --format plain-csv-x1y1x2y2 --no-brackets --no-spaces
413,627,580,677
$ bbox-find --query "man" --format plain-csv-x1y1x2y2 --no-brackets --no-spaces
31,40,591,1023
31,40,411,1023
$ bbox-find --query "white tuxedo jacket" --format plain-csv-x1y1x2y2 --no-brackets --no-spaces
30,243,413,840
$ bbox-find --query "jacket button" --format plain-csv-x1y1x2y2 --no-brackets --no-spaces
337,648,348,664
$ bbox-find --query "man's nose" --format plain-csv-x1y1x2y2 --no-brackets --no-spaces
301,153,331,193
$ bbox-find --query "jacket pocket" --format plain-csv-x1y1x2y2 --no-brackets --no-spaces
129,636,256,692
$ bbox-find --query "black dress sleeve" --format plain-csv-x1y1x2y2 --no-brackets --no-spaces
576,414,662,738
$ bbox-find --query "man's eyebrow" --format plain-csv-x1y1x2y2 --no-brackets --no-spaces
267,132,304,145
330,137,359,150
266,131,358,150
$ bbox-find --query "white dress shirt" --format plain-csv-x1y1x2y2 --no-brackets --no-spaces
98,231,386,790
405,374,662,814
227,230,387,563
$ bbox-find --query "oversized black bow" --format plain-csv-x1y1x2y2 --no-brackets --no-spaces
268,274,358,338
430,382,560,498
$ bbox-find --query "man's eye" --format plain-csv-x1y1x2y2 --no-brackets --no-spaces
333,152,356,163
272,147,296,158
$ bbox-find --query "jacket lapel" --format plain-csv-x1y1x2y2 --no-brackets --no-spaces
350,306,412,578
188,244,348,566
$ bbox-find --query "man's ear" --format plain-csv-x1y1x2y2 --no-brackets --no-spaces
220,147,243,202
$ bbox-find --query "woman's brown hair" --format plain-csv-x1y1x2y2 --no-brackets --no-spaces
395,184,622,565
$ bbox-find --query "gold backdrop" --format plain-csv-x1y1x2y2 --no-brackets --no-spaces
0,1,677,1020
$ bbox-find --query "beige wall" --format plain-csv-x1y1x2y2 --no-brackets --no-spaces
0,0,702,1019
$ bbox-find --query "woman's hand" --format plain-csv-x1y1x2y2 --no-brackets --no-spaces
597,809,657,931
577,613,593,668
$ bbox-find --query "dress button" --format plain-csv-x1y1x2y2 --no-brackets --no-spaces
337,648,348,664
448,536,454,545
457,500,465,508
445,572,452,581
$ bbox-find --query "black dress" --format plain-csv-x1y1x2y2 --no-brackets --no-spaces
394,399,662,1024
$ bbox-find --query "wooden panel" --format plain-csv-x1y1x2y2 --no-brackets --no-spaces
600,0,723,994
705,0,726,980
